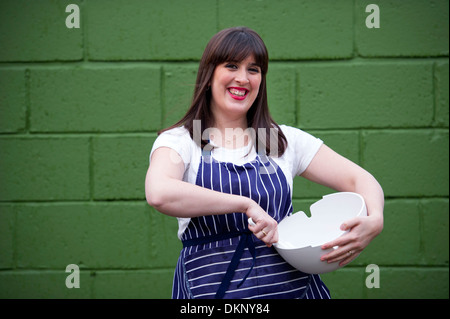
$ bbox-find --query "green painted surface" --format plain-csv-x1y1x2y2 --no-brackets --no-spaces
0,0,448,299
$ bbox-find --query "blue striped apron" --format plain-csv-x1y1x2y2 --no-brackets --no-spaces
172,151,331,299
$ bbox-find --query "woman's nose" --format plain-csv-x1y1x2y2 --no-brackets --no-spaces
235,70,250,84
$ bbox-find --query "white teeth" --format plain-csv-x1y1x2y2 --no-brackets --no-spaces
229,88,246,96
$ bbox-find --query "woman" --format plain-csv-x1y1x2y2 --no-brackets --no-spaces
145,27,384,299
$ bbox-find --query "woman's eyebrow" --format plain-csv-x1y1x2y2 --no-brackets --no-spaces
248,62,260,68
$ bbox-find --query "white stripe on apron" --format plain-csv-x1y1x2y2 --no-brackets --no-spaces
172,153,330,299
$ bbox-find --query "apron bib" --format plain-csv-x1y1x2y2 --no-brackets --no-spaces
171,152,330,299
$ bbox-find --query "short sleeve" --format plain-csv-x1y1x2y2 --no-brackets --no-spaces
280,125,323,176
149,126,193,170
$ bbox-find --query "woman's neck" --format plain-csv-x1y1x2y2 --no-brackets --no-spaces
210,117,250,149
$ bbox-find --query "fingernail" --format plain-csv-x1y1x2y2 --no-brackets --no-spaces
341,224,347,230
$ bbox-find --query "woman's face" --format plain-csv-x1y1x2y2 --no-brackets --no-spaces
210,55,262,123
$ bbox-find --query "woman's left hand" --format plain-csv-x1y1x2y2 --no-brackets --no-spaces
320,215,383,266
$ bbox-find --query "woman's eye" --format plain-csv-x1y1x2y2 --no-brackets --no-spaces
249,67,260,73
225,64,238,69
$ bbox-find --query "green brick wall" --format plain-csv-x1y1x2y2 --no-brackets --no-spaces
0,0,448,299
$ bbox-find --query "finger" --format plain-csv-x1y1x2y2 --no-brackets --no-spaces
272,228,279,244
324,248,359,264
248,217,279,246
338,251,360,266
321,232,352,250
264,229,277,247
262,230,273,247
321,248,343,262
256,228,271,241
321,221,359,250
248,217,271,235
321,243,347,261
253,226,275,246
248,223,256,233
266,227,280,247
247,217,260,233
248,217,265,233
340,217,361,231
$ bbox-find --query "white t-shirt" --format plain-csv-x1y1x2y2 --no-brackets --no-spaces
150,125,323,238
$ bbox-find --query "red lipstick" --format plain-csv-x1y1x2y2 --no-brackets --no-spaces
227,87,249,100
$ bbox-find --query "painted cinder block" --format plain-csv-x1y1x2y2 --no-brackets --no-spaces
0,0,83,62
292,130,360,199
434,61,449,127
267,64,296,127
149,209,182,268
162,63,298,128
0,270,93,299
291,199,317,217
162,64,198,128
93,269,175,298
15,202,152,269
421,199,449,266
0,69,26,133
92,134,157,200
6,202,178,298
365,267,449,299
356,0,449,57
357,199,422,266
0,137,90,201
362,129,449,197
324,267,449,299
297,62,434,129
218,0,354,60
0,0,448,300
29,66,161,132
86,0,217,61
320,267,365,299
0,205,15,269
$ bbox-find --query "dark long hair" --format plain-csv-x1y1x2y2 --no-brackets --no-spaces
160,26,287,156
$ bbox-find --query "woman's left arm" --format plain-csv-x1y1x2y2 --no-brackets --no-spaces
300,144,384,266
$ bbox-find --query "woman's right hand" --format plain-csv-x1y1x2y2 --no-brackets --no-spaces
245,201,279,247
147,147,281,245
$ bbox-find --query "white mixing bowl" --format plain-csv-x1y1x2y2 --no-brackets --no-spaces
274,192,367,274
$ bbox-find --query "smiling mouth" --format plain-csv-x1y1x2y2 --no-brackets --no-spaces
227,87,249,100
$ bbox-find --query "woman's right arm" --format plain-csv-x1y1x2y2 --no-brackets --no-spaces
146,146,252,218
145,147,278,245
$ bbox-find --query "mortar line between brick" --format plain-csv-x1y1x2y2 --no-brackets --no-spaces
12,207,18,269
1,128,446,139
1,196,447,205
215,0,220,32
432,62,438,126
352,0,357,58
160,66,165,129
0,57,447,67
24,69,31,134
79,0,88,63
294,71,299,127
89,136,94,201
359,130,364,166
417,200,426,259
0,267,180,272
0,200,150,205
1,265,447,273
38,196,450,204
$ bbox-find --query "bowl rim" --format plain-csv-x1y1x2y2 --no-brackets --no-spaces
274,192,366,250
